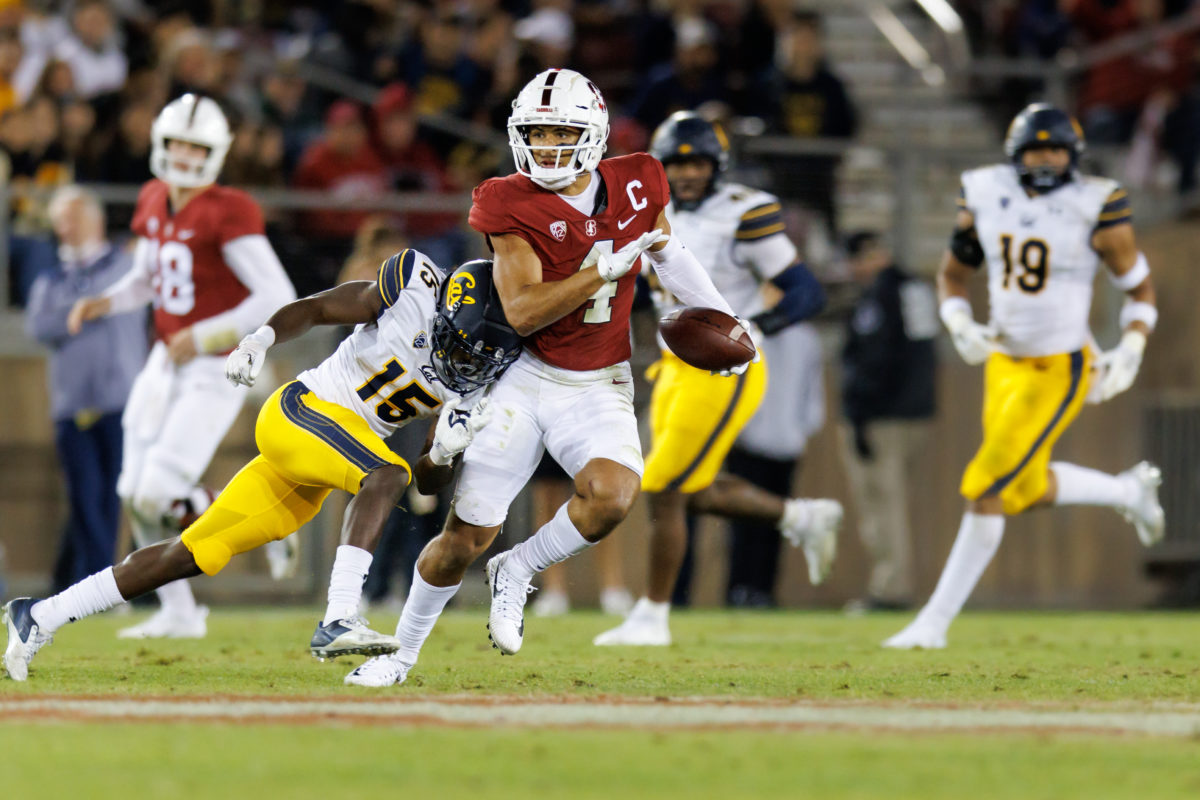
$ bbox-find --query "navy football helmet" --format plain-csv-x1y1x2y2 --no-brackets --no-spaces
431,260,521,394
1004,103,1085,193
649,111,730,209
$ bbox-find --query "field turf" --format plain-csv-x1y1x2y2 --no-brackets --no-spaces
2,608,1199,798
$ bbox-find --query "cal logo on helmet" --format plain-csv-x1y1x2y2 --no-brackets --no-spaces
446,273,477,310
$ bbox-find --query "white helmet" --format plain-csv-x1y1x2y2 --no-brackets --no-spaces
149,94,233,188
508,68,609,191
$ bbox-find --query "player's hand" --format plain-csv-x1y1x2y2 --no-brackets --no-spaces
429,396,493,466
941,302,996,366
167,327,199,365
712,316,760,377
592,228,669,282
225,326,275,387
1093,330,1146,403
67,296,111,335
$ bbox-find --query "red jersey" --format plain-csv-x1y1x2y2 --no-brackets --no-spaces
469,153,670,370
130,180,262,343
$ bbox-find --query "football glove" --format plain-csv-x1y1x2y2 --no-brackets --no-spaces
589,229,669,282
1092,330,1146,403
941,301,996,366
713,316,761,377
224,326,275,387
429,396,493,466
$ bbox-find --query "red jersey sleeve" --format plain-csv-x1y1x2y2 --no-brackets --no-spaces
468,179,524,237
217,188,266,244
645,154,671,210
129,180,161,237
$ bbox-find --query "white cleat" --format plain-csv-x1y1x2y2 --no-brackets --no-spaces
1120,461,1165,547
780,498,843,585
344,653,413,687
486,551,534,655
265,536,300,581
531,588,570,618
882,621,947,650
117,605,209,639
593,599,671,646
4,598,52,681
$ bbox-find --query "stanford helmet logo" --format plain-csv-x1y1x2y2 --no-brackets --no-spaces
585,219,597,237
550,220,567,241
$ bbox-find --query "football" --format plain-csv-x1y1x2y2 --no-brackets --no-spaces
659,307,755,371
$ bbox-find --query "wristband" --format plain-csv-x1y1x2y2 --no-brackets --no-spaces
1118,300,1157,333
939,296,973,330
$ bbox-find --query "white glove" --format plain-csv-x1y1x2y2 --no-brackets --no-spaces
224,326,275,387
714,316,761,377
589,229,669,282
429,396,493,466
1091,330,1146,403
940,299,996,366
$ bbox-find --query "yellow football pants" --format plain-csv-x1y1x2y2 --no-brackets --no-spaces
641,351,768,494
181,381,410,575
960,348,1091,515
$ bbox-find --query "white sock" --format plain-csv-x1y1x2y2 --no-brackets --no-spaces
918,512,1005,632
32,567,125,634
629,596,670,624
156,578,197,615
323,545,374,625
393,567,460,664
1051,462,1134,508
506,502,591,582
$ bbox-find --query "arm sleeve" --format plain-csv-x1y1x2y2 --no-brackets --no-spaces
646,235,735,316
190,234,298,353
101,238,155,314
750,262,826,335
24,274,69,345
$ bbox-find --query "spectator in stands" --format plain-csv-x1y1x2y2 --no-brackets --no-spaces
753,10,857,234
627,16,730,131
59,99,98,176
163,27,219,100
25,186,146,592
392,8,489,121
52,0,127,100
86,101,153,186
0,27,23,117
1071,0,1198,193
223,121,286,188
260,60,320,174
292,99,387,288
371,83,463,266
838,232,937,614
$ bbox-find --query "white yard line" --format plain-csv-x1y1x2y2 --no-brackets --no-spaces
3,697,1200,736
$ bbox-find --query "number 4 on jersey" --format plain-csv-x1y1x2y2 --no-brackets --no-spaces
578,239,618,324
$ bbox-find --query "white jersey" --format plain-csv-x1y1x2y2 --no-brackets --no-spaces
960,164,1130,357
299,250,458,439
660,182,798,319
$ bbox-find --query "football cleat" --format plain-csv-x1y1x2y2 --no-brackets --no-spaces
779,498,844,585
882,620,947,650
593,599,671,647
117,605,208,639
310,616,401,660
486,550,535,656
265,537,300,581
344,653,413,687
4,598,52,681
1119,461,1165,547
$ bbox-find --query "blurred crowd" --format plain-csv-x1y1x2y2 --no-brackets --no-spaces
0,0,867,300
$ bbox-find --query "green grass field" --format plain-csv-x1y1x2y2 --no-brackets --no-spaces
3,608,1199,798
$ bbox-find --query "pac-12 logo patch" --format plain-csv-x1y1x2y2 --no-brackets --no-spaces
550,220,567,241
585,219,597,237
413,331,428,348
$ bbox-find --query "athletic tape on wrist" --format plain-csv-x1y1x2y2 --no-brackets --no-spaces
1118,300,1157,333
939,296,972,328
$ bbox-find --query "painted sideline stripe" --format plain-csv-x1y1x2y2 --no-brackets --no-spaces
3,698,1200,736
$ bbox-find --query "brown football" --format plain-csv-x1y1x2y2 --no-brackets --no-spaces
659,307,755,371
